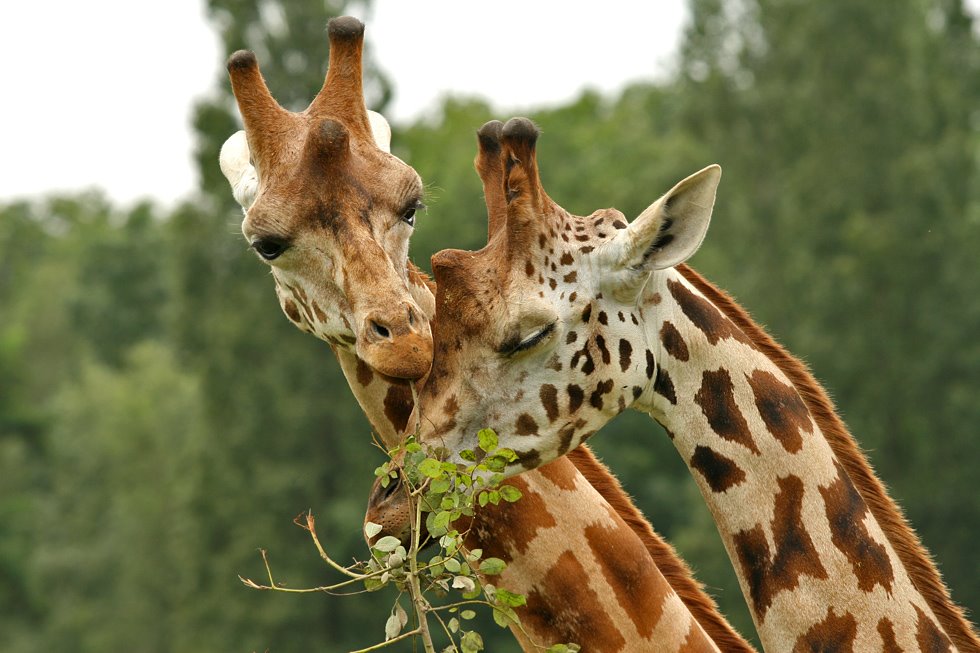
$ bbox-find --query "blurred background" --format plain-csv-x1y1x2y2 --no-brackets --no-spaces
1,0,977,650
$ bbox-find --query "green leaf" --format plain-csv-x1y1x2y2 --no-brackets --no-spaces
479,557,506,575
384,612,401,640
444,557,461,573
363,521,383,539
418,457,442,478
394,601,408,627
429,477,451,493
496,588,526,607
461,630,484,653
448,616,459,633
372,536,402,553
459,449,477,462
477,428,498,452
478,491,489,507
433,510,452,530
460,609,477,620
499,485,523,502
363,576,385,592
492,605,520,628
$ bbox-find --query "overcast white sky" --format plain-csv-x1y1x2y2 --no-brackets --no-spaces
4,2,975,208
0,1,687,207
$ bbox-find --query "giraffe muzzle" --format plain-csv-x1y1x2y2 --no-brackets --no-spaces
357,304,433,380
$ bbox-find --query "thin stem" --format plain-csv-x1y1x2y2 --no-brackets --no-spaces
429,610,460,652
427,599,498,613
347,626,422,653
241,548,395,594
297,512,371,579
406,471,437,653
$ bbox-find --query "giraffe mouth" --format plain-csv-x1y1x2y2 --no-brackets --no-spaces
357,331,433,380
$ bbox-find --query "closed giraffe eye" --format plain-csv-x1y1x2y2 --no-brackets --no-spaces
508,322,556,355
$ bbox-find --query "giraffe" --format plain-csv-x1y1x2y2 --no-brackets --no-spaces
411,117,980,652
224,15,433,380
225,114,755,653
219,21,754,650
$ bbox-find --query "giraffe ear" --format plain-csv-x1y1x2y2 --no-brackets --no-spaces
609,165,720,273
367,110,391,154
219,130,260,211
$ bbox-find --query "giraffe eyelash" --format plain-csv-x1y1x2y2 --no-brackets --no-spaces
508,322,556,355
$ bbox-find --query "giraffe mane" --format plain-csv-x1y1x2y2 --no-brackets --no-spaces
676,264,980,652
567,445,758,653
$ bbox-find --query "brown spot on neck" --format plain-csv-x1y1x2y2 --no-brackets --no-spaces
690,445,747,493
589,379,615,410
819,461,895,594
791,607,858,653
584,522,672,640
667,278,755,348
747,369,812,453
915,604,955,653
618,338,633,373
382,383,414,433
567,384,585,413
877,617,903,653
355,356,374,387
695,369,760,454
732,474,829,621
653,367,677,405
515,413,539,436
660,320,690,362
521,551,628,651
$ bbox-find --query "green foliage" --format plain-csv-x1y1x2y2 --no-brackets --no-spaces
241,433,577,652
1,0,978,650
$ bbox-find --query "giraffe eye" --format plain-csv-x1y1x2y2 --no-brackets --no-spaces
509,322,556,355
401,200,425,227
251,237,289,261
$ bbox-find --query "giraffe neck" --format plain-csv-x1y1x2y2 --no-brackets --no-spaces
636,266,970,652
465,451,724,653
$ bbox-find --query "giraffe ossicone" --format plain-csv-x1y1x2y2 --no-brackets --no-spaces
413,117,979,652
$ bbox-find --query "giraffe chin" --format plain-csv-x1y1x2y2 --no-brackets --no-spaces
356,333,433,380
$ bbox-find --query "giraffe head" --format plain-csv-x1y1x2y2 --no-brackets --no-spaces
222,16,432,380
416,118,720,472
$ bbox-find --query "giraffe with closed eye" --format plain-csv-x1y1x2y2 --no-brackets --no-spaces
411,117,980,652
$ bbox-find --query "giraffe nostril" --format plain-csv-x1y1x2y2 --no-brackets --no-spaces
370,320,391,340
407,307,415,326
